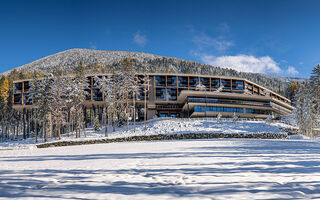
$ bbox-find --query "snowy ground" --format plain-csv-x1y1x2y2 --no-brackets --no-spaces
0,118,288,150
1,138,320,199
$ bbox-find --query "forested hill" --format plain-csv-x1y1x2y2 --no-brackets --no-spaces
3,48,305,97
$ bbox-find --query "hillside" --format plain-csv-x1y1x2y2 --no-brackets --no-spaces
3,48,306,97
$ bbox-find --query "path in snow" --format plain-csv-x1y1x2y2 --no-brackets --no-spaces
1,139,320,199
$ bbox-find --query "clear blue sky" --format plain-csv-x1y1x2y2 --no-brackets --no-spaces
0,0,319,78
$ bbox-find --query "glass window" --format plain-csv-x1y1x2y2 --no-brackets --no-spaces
14,83,23,93
170,113,178,118
14,94,22,104
194,105,205,112
155,76,166,87
156,88,166,100
233,81,244,90
167,76,177,87
160,113,168,117
23,82,30,92
189,77,199,88
138,88,148,100
200,78,210,88
246,108,270,114
221,79,231,90
178,76,188,88
211,79,220,89
166,88,177,101
93,89,103,101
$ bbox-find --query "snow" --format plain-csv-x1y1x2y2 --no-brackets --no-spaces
1,138,320,199
0,118,288,150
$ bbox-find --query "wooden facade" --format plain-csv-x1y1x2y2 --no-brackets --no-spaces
13,73,294,119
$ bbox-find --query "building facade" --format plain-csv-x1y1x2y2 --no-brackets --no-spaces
13,73,294,119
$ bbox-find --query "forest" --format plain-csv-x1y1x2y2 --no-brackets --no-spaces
0,57,319,143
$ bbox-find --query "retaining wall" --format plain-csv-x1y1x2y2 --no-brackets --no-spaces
36,132,288,148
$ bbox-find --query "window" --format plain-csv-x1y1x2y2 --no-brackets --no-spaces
170,113,178,118
178,76,188,88
24,82,30,92
156,88,166,100
155,76,166,87
166,88,177,101
200,78,210,88
14,94,22,104
193,106,243,113
189,77,199,88
14,83,23,93
233,81,244,91
221,79,231,90
167,76,177,87
246,108,270,115
211,79,220,89
159,113,168,117
93,89,103,101
194,105,205,112
138,88,148,100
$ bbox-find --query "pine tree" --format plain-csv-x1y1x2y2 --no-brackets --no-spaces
93,116,101,131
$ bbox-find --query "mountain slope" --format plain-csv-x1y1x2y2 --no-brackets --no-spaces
3,48,306,97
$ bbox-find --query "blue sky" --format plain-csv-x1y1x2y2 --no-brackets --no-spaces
0,0,319,78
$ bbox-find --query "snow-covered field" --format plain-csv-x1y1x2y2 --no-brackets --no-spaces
0,118,288,150
1,137,320,199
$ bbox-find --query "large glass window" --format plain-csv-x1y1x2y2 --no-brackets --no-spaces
194,105,205,112
221,79,231,90
246,108,270,115
14,94,22,104
178,76,188,88
14,83,23,93
211,79,220,89
200,78,210,88
138,88,148,100
93,89,103,101
167,76,177,87
166,88,177,101
189,77,199,88
23,82,30,92
233,80,244,91
194,106,243,113
159,113,168,117
155,76,166,87
156,88,166,100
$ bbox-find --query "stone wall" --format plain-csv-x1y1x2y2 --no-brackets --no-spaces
36,132,288,148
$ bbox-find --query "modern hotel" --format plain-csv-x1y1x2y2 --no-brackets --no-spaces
13,73,294,119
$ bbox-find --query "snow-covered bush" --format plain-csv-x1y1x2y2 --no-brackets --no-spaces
232,112,238,123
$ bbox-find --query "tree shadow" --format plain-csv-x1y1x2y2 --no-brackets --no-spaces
1,139,320,199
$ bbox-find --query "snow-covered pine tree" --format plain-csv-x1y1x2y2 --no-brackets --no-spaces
139,66,150,129
29,72,52,142
217,112,222,122
69,62,89,138
48,68,70,140
121,58,138,132
232,112,238,123
93,115,101,131
95,73,114,136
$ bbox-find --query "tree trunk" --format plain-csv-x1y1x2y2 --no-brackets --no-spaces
133,98,136,133
35,121,38,143
58,123,61,140
104,108,109,137
144,83,147,129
